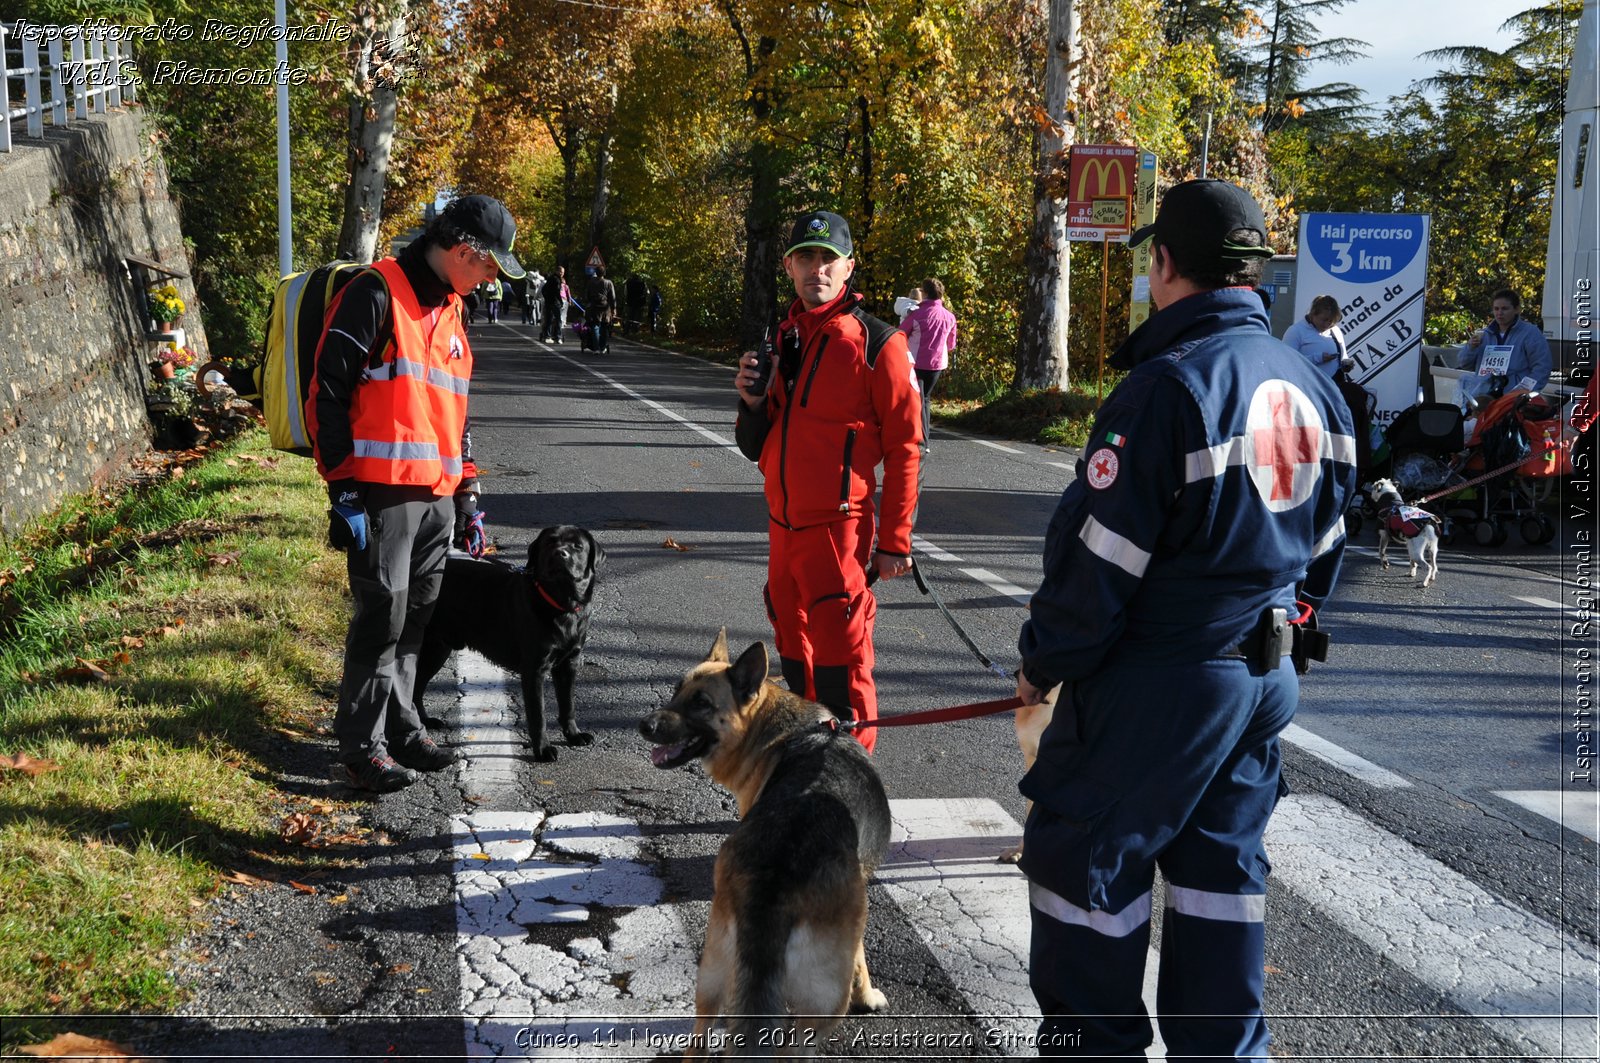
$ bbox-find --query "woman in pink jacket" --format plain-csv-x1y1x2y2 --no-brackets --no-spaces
897,276,958,450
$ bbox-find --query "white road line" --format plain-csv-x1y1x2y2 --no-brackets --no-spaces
1492,790,1600,838
450,653,699,1057
880,799,1167,1059
976,438,1025,454
910,536,1033,605
1514,595,1567,611
1268,794,1600,1060
546,348,744,458
1047,461,1076,471
1280,723,1412,789
958,567,1033,604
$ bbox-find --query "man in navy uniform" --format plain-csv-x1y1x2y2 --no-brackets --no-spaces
1015,180,1357,1059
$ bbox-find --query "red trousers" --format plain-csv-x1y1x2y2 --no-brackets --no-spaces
765,513,879,754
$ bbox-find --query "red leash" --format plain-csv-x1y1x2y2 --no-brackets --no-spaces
826,695,1024,733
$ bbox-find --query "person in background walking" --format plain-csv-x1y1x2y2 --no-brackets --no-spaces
542,266,569,344
586,266,616,353
484,277,504,323
625,272,648,336
894,286,922,323
648,283,664,334
523,268,544,328
897,277,957,451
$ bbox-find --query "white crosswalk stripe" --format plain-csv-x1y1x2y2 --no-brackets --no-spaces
444,652,1596,1058
1492,789,1600,838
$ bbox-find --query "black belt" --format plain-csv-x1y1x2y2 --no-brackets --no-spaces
1216,607,1292,665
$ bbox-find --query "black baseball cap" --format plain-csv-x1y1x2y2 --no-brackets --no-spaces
786,210,853,258
441,195,526,279
1128,179,1275,265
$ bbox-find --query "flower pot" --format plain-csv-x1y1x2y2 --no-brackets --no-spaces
154,361,176,380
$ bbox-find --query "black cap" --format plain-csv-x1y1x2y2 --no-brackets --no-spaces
786,210,853,258
1128,179,1275,265
441,195,526,279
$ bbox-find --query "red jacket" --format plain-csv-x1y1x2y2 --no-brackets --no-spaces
736,289,923,554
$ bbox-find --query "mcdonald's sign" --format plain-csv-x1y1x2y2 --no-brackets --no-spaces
1067,144,1138,242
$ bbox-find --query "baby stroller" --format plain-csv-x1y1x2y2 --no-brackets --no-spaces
1346,401,1464,537
1444,391,1563,546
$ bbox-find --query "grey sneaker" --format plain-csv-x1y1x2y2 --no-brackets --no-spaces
391,735,457,772
344,755,418,792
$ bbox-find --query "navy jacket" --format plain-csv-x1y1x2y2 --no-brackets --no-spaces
1019,288,1358,689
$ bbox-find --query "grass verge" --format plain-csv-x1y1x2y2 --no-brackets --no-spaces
0,430,353,1051
938,387,1105,447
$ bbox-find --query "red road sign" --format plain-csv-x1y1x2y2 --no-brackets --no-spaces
1067,144,1138,241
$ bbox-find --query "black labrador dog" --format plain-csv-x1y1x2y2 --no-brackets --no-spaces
414,525,605,761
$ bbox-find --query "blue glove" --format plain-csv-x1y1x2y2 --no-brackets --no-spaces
327,481,367,552
328,503,367,551
459,510,488,558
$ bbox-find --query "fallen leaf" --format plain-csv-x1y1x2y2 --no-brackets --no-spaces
469,852,491,861
59,657,113,683
389,962,413,974
0,752,62,778
207,551,242,566
220,870,273,888
18,1032,151,1059
279,813,320,846
661,537,693,552
327,893,350,904
120,635,145,649
287,880,317,894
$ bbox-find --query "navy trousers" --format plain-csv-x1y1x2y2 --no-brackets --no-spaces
1019,655,1297,1061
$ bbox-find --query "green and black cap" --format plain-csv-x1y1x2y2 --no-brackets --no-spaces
785,210,853,258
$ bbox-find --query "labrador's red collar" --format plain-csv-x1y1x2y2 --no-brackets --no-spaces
534,580,583,613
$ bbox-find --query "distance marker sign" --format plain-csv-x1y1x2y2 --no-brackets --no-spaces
1294,212,1431,428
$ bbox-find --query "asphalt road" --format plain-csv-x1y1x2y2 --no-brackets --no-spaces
104,319,1597,1061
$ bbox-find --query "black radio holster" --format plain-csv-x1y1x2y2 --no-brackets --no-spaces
1290,610,1330,675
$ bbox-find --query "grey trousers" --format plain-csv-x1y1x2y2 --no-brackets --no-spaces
335,483,453,763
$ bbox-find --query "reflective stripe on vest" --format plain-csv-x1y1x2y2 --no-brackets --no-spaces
346,258,471,494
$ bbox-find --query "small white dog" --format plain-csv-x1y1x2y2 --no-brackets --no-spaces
1369,478,1442,588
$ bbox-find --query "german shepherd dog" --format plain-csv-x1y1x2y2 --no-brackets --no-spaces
415,525,604,761
640,630,891,1057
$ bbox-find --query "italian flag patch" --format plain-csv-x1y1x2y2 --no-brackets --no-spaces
1105,432,1127,446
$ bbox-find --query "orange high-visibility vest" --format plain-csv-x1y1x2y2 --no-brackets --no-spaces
310,257,472,495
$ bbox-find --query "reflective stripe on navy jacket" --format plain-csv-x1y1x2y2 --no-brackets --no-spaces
1019,288,1358,689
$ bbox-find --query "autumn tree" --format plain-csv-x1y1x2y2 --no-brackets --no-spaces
1251,0,1367,135
1012,0,1077,390
337,0,410,263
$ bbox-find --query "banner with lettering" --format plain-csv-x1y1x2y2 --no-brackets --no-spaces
1294,213,1431,430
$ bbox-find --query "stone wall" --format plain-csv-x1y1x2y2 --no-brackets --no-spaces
0,107,207,534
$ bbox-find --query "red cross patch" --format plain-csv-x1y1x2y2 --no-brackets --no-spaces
1245,380,1324,510
1086,447,1119,489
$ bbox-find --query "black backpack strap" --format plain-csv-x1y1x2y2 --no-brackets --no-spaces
851,308,899,370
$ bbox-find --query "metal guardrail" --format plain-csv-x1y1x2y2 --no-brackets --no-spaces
2,21,138,152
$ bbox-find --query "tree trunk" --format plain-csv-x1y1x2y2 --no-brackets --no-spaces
738,138,784,351
588,123,614,258
854,94,876,297
1013,0,1076,391
555,120,582,268
337,2,408,263
1261,0,1283,133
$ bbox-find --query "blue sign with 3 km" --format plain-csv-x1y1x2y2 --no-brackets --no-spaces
1302,212,1426,284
